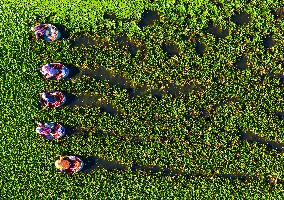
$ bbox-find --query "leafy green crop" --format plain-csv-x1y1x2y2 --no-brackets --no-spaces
1,0,283,199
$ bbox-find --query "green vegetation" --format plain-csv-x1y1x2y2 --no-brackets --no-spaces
1,0,283,198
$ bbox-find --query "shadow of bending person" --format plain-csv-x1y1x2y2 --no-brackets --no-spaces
82,156,127,173
63,92,78,106
77,156,282,185
66,64,80,79
52,23,70,39
132,162,181,176
237,130,284,152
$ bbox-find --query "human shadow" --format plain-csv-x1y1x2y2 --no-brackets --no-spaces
165,82,202,97
133,163,259,181
82,156,127,172
70,33,99,48
82,66,204,99
132,162,181,176
207,21,229,39
237,131,284,152
62,125,91,139
162,42,180,58
231,12,251,26
66,64,80,79
275,111,284,120
80,156,273,184
138,10,160,28
63,92,120,115
82,67,130,89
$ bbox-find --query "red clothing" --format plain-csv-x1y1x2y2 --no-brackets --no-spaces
59,156,83,174
40,92,65,108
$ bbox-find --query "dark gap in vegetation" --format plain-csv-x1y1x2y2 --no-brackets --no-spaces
130,137,143,144
66,93,99,107
28,32,34,42
259,74,266,84
180,34,190,41
128,43,139,57
103,12,117,20
208,21,229,38
34,15,40,22
83,67,130,89
44,12,56,23
271,8,284,20
232,12,251,25
82,156,127,172
66,64,80,79
263,35,275,49
213,77,219,83
275,111,284,120
63,125,76,137
163,82,203,98
117,34,129,48
211,97,239,112
195,41,206,55
64,126,91,138
132,163,180,176
217,174,256,181
197,97,240,118
267,72,284,87
70,34,98,48
100,104,118,116
63,92,78,106
139,42,148,61
139,10,160,28
151,89,163,100
116,35,142,57
83,67,203,99
237,131,284,152
127,86,148,98
64,92,121,115
162,42,180,57
210,0,223,7
131,162,270,183
235,56,247,70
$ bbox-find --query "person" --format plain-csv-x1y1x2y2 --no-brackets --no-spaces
36,122,65,140
32,23,61,42
40,91,65,108
55,156,84,174
40,63,69,80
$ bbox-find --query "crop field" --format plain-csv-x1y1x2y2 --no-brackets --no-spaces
1,0,284,198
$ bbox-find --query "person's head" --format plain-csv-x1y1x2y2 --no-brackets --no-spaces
55,157,70,170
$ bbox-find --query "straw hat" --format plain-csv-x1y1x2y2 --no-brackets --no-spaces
55,157,70,170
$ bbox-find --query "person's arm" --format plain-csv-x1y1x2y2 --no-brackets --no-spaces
45,74,52,79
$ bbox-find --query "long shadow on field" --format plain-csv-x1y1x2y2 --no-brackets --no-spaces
132,163,261,182
138,10,160,28
63,92,120,115
237,131,284,152
82,67,130,89
66,65,80,79
82,156,127,172
80,156,280,184
82,67,203,99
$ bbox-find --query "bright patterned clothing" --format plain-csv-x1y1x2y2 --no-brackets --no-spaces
36,122,65,140
41,63,69,80
33,24,60,42
40,91,65,108
57,156,84,174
